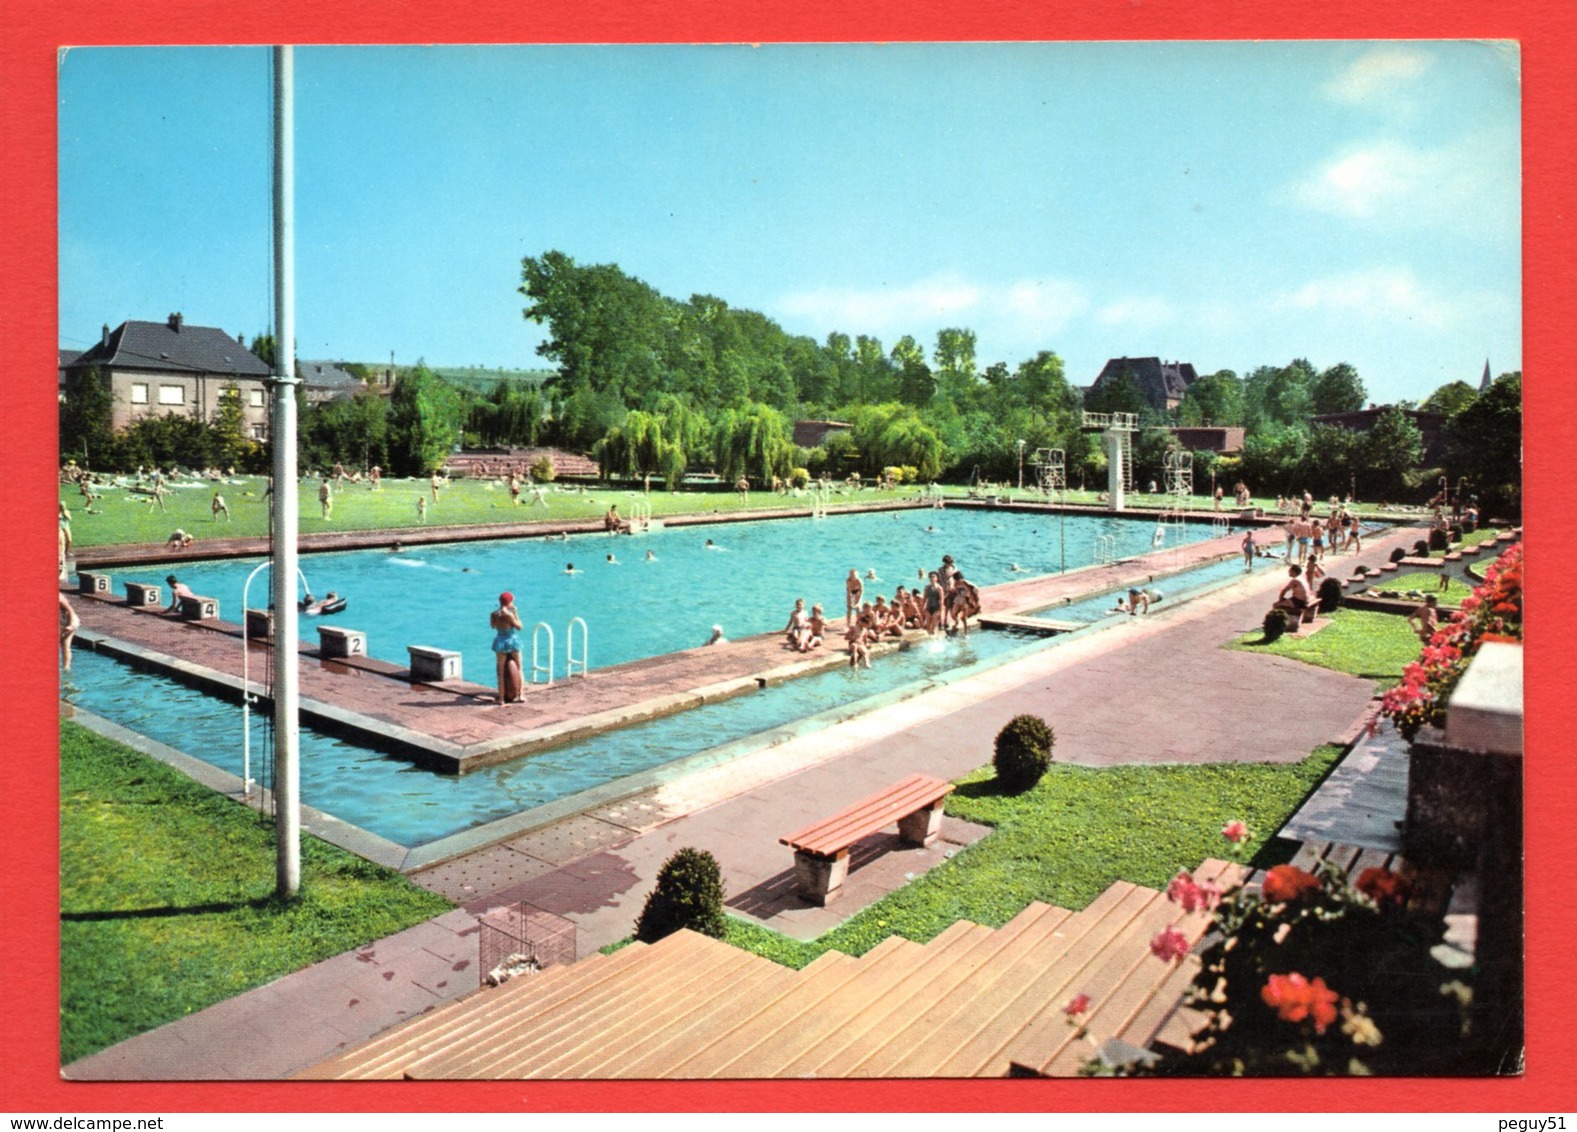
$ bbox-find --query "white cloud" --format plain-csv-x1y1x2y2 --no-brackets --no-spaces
1323,47,1433,106
1289,132,1519,227
1272,267,1454,329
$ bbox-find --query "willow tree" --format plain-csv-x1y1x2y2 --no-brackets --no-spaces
594,410,686,488
711,402,795,483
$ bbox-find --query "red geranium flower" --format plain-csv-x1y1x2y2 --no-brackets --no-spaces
1063,993,1092,1017
1261,972,1340,1034
1260,864,1321,903
1355,866,1411,907
1221,820,1251,844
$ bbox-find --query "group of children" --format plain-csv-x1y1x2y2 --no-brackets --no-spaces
834,557,983,669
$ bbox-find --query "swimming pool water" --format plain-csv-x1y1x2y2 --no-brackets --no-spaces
65,627,1049,848
126,507,1212,680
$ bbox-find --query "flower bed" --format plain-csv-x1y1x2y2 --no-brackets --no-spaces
1379,541,1522,741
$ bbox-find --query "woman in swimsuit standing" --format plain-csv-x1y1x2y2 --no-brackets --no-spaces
490,591,524,705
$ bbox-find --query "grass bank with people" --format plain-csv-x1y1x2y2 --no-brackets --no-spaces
62,469,1420,554
59,721,452,1064
1227,607,1422,688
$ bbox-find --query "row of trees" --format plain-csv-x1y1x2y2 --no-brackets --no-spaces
57,249,1522,515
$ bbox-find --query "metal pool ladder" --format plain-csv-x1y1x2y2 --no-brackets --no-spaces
566,616,589,678
531,622,555,685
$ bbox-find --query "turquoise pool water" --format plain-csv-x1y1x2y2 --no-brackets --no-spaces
122,507,1212,680
65,627,1050,848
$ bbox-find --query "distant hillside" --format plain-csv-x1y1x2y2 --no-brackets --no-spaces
430,366,555,392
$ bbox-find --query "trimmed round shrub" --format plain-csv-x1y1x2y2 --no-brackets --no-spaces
1412,539,1431,558
1262,608,1288,642
529,455,556,483
634,847,726,943
1428,528,1450,551
993,713,1055,794
1390,547,1408,564
1317,576,1343,613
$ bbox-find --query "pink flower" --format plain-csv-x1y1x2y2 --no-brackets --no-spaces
1149,926,1191,962
1166,870,1223,913
1221,820,1250,844
1063,993,1091,1017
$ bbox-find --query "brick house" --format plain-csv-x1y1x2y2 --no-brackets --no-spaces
63,313,274,438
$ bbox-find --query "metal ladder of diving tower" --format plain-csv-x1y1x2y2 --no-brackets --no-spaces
1158,449,1194,570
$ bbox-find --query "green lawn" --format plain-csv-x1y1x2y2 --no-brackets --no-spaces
59,721,452,1064
63,475,947,550
1227,606,1423,687
702,746,1340,969
1382,571,1472,606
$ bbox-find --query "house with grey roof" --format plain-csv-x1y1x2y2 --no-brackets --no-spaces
300,360,366,406
1088,356,1201,414
64,314,274,438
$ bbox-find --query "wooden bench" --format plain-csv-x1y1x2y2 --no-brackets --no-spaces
780,773,955,906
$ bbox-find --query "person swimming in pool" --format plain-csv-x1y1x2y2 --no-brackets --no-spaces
563,563,581,574
644,550,656,561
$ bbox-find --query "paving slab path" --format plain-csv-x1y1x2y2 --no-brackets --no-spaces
63,522,1430,1081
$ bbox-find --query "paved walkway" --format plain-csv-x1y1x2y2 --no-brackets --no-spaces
64,522,1430,1081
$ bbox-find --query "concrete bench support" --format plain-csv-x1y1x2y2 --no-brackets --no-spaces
124,582,162,608
180,595,219,621
245,608,273,640
78,571,113,596
408,645,461,683
320,625,367,659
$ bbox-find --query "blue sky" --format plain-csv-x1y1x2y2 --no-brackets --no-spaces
58,41,1521,404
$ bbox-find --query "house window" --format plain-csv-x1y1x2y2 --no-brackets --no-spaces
158,385,185,405
131,383,149,404
250,423,268,439
249,388,265,408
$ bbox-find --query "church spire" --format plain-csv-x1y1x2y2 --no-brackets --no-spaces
1480,357,1493,391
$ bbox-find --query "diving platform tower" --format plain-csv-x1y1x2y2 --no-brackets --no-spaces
1081,411,1139,511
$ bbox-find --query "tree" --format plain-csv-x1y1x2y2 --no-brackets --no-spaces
892,335,935,407
386,362,463,475
932,327,978,409
520,251,671,406
209,383,254,470
1354,407,1424,501
1310,363,1367,416
1176,370,1244,426
594,410,686,487
1447,373,1521,518
59,365,114,467
710,402,795,483
1083,367,1151,421
1421,380,1479,420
